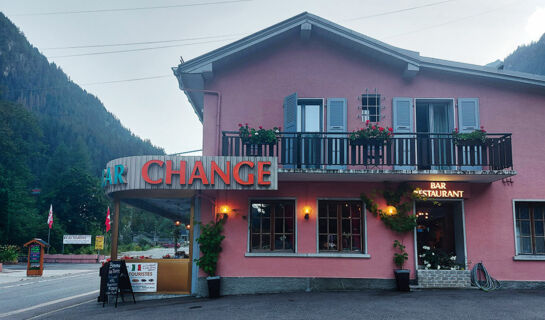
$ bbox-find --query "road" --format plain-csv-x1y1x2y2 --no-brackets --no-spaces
0,264,100,319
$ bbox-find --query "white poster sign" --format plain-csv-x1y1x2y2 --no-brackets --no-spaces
126,262,158,292
63,235,92,244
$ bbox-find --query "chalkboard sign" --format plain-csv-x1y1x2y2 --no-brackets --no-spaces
103,260,135,307
29,244,41,269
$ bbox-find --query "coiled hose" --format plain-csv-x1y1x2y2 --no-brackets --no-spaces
471,262,501,291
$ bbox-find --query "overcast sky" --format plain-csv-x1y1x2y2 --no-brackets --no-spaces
1,0,544,154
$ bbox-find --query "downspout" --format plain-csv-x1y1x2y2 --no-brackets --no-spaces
176,87,222,155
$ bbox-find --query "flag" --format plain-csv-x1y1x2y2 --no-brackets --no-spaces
105,207,111,232
47,204,53,229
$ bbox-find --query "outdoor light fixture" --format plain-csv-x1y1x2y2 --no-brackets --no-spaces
186,224,191,230
303,206,312,220
385,205,397,216
175,220,181,226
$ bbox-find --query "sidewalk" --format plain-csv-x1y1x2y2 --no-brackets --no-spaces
0,263,99,286
35,288,545,320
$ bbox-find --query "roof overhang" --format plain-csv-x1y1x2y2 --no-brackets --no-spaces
173,12,545,123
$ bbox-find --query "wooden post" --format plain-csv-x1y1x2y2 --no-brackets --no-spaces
111,198,120,260
188,196,195,293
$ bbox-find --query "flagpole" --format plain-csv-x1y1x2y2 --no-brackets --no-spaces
47,228,51,254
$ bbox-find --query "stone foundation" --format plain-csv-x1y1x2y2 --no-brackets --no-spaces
417,269,471,288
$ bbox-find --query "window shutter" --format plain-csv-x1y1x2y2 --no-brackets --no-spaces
327,98,347,132
393,98,413,133
327,98,347,170
458,98,479,133
393,98,414,170
283,93,298,132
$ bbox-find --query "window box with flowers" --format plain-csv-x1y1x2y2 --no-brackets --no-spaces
238,123,281,156
452,126,488,146
349,120,393,146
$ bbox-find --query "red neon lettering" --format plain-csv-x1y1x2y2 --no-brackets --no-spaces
141,160,164,184
257,161,271,186
165,160,186,185
188,161,209,185
211,161,230,185
233,161,254,185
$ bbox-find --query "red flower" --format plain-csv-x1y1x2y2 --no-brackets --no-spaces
454,128,458,132
388,127,393,132
245,123,248,126
379,127,384,132
278,126,281,131
387,132,391,136
365,120,370,125
480,125,484,129
372,125,376,130
259,126,263,129
238,123,242,127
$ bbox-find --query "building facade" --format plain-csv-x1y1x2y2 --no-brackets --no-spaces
170,13,545,295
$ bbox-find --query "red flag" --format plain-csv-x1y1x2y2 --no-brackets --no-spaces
47,204,53,229
105,207,111,232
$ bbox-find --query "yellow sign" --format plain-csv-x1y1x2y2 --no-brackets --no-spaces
415,182,464,198
95,235,104,250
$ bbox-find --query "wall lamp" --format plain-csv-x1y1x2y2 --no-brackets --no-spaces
303,206,312,220
385,205,398,216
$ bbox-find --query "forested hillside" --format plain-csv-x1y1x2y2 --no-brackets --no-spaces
503,33,545,75
0,13,171,252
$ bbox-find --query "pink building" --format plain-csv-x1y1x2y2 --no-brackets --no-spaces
106,12,545,296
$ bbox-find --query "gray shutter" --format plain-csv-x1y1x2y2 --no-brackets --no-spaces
327,98,347,169
393,98,413,133
458,98,481,170
327,98,347,132
283,93,298,133
283,93,298,168
393,98,414,169
458,98,479,133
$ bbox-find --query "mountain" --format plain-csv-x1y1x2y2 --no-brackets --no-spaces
0,12,168,249
502,33,545,75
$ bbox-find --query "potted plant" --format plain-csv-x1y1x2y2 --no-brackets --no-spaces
393,240,410,292
452,126,487,146
349,120,393,146
195,215,226,298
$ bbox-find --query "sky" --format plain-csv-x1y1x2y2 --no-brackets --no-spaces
1,0,544,154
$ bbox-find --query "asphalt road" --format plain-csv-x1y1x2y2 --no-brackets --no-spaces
0,264,100,320
20,288,545,320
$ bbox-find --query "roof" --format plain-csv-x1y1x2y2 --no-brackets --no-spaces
24,238,50,247
173,12,545,122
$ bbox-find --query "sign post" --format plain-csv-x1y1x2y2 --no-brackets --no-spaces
95,235,105,254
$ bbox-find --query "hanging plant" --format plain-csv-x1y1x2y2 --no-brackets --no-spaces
361,182,429,233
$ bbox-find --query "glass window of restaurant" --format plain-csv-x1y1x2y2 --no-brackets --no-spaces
318,200,364,253
249,200,295,252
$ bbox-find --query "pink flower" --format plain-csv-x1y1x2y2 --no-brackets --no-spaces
278,126,281,131
388,127,393,132
372,125,376,130
245,123,248,126
379,127,384,132
259,126,263,129
365,120,370,125
238,123,242,127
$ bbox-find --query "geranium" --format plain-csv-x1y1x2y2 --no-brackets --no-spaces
238,124,280,145
452,127,487,144
349,121,392,145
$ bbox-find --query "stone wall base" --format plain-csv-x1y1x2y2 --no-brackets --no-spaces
417,270,471,288
196,277,396,297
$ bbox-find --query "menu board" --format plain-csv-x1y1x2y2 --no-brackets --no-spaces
126,263,158,292
29,244,41,268
106,261,122,295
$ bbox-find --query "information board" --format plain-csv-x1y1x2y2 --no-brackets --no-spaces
63,235,92,244
126,262,158,292
95,236,104,250
29,244,41,269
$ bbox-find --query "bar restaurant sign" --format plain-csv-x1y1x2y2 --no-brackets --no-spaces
414,182,469,198
102,156,277,194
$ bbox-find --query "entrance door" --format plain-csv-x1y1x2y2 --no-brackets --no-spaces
415,201,466,268
416,100,454,170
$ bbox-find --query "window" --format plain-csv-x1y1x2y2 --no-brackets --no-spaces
318,200,364,252
361,93,381,123
515,202,545,255
250,200,295,252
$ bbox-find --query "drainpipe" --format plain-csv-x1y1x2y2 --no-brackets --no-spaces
176,87,222,155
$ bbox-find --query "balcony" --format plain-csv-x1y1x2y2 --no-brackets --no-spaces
222,131,515,183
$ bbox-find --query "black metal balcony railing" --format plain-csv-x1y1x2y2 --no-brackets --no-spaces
222,131,513,171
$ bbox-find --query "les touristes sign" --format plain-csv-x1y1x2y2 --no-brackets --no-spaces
102,156,278,191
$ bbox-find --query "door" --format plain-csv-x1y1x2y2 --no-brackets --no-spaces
297,99,323,168
416,101,454,170
326,98,347,169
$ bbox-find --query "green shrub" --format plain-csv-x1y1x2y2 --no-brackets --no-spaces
0,245,20,263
